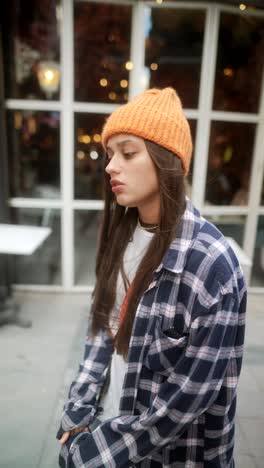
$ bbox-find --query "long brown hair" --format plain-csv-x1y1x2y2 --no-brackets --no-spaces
91,140,186,356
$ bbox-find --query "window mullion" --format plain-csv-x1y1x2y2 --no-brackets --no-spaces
61,0,74,289
129,2,147,99
243,68,264,261
191,5,219,210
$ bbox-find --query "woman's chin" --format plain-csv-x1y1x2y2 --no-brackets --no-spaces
115,196,137,208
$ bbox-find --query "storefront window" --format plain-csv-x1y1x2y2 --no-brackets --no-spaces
74,1,132,103
251,216,264,286
205,121,255,206
74,113,107,200
213,13,264,113
3,0,61,100
7,110,60,199
74,210,101,285
145,8,205,108
11,208,61,285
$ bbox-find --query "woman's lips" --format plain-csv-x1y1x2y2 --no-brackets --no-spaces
112,184,125,192
110,179,125,192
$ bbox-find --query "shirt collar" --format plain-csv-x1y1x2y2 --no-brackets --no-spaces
154,197,202,275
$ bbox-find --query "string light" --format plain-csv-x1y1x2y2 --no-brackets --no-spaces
93,134,101,143
223,67,234,77
90,150,99,160
99,78,108,87
125,61,133,70
109,92,117,101
82,135,91,144
120,79,128,88
239,3,246,10
156,0,163,4
77,151,85,160
150,63,158,71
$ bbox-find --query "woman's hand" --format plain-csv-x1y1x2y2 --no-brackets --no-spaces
59,426,89,445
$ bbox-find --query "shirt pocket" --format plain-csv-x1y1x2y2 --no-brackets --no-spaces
144,316,189,377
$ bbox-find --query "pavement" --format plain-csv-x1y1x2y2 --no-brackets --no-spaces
0,292,263,468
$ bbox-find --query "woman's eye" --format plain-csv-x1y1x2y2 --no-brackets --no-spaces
124,152,136,157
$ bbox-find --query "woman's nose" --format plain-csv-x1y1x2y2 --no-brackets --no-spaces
105,155,121,175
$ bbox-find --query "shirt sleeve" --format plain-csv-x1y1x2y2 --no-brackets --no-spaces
58,289,246,467
57,328,114,438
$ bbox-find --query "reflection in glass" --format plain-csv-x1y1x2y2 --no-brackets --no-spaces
11,208,61,285
214,13,264,113
74,113,107,200
251,216,264,286
74,211,102,285
205,121,255,206
7,110,60,198
145,8,205,108
3,0,61,100
206,215,246,247
74,1,132,103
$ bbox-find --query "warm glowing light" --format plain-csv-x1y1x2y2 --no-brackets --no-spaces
82,135,91,144
239,3,246,10
90,150,99,160
28,116,37,135
150,63,158,71
156,0,163,4
223,146,233,163
93,134,101,143
100,78,108,87
120,79,128,89
109,92,117,101
223,67,234,77
77,151,85,160
125,61,133,70
14,111,23,130
46,70,54,81
37,61,60,96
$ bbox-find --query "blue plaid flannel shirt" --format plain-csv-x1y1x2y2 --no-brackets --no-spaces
57,198,246,467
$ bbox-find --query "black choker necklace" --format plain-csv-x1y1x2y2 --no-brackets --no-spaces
137,218,159,231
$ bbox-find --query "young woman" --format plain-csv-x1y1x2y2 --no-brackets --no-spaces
57,87,246,467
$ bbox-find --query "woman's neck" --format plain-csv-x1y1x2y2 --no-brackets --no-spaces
137,202,160,226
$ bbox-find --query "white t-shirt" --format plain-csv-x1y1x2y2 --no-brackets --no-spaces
99,224,154,422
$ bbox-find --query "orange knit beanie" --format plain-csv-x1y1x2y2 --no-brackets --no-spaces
101,87,193,175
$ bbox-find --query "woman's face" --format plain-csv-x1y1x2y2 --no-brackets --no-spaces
105,133,160,213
